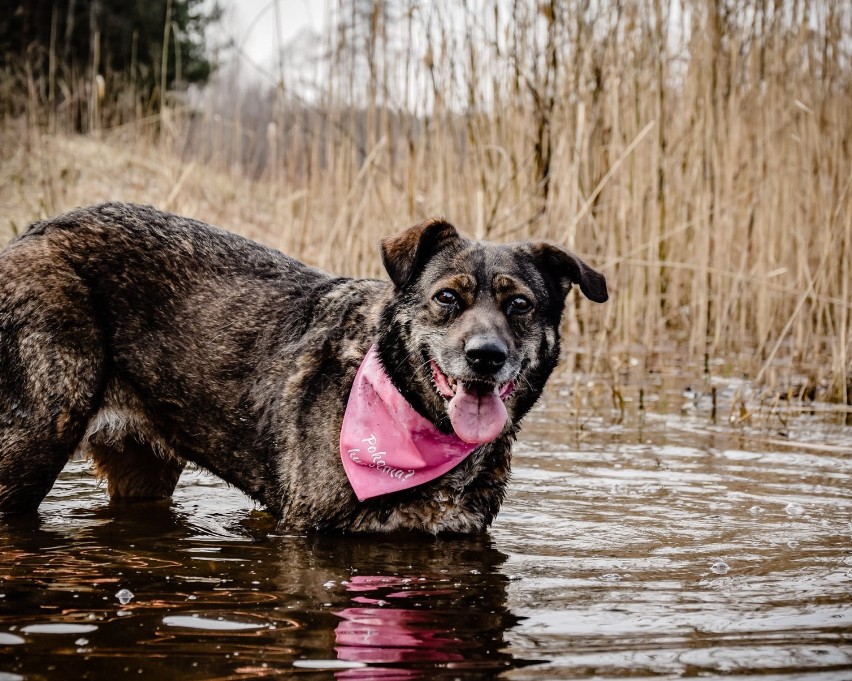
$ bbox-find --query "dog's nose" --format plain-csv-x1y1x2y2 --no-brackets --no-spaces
465,337,507,374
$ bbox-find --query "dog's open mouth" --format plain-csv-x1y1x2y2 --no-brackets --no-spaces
430,359,515,445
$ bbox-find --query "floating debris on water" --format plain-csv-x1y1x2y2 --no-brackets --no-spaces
711,561,730,575
162,616,267,631
293,660,367,670
21,624,98,635
0,633,25,645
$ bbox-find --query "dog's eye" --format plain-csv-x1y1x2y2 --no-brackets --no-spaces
507,295,533,315
434,289,459,307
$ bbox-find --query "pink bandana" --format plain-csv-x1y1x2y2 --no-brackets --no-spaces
339,346,480,501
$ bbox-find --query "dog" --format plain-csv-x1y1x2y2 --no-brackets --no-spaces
0,203,607,533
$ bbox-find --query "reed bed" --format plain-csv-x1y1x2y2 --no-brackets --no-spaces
1,0,850,405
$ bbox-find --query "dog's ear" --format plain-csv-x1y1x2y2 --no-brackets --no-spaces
527,242,608,303
380,218,461,288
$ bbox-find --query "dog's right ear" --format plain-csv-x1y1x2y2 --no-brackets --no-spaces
526,242,609,303
380,219,461,288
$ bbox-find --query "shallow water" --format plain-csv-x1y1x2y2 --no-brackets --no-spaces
1,374,851,680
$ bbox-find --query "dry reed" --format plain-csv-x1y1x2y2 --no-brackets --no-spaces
1,0,850,405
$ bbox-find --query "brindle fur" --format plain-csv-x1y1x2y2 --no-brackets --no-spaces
0,203,607,533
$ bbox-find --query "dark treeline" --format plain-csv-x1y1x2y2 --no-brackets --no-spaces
1,0,221,126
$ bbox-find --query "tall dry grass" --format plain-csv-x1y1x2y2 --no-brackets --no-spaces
1,0,850,405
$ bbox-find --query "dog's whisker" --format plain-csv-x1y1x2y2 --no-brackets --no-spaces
385,346,423,380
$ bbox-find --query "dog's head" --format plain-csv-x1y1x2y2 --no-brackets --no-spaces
377,218,608,444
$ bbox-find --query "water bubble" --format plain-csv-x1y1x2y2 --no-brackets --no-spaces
711,561,729,575
74,638,89,646
787,540,799,548
599,573,621,582
469,569,481,575
749,505,765,514
322,581,335,588
785,502,805,516
115,589,134,605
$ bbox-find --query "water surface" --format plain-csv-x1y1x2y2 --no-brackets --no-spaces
1,374,850,679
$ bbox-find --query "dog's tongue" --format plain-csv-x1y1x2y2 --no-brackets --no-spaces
447,383,508,444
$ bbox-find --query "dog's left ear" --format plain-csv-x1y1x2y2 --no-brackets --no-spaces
380,218,461,288
527,242,609,303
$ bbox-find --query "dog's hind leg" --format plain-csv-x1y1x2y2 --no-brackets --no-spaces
89,437,186,502
0,241,104,513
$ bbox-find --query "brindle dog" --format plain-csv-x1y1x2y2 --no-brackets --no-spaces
0,203,607,533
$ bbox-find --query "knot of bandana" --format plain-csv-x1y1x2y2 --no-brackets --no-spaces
339,346,481,501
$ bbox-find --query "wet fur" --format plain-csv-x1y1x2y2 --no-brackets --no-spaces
0,203,606,533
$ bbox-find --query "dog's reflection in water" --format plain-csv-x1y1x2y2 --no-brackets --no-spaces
287,534,533,678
